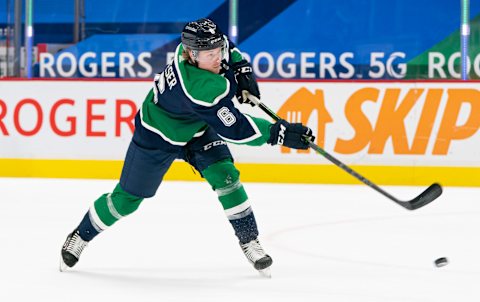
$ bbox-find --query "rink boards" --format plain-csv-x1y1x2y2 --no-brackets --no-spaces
0,79,479,186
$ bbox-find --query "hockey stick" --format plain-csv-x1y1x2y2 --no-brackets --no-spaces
247,94,442,210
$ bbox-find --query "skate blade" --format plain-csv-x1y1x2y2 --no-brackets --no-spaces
59,257,68,272
258,267,271,278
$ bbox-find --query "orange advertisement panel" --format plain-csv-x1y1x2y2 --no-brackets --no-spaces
232,81,480,167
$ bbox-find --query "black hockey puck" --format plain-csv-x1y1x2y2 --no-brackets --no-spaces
434,257,448,267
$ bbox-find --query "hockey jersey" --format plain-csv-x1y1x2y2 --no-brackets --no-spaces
139,37,272,147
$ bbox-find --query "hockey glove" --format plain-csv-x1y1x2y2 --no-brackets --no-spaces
233,60,260,106
267,119,315,150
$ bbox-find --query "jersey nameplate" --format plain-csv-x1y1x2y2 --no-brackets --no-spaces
155,65,178,98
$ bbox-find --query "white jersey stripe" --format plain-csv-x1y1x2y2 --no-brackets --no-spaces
218,114,262,144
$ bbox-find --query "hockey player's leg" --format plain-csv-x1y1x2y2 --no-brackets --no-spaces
60,184,143,271
202,159,273,275
60,130,177,271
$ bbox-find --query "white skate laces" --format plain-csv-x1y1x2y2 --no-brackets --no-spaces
240,238,273,275
65,231,88,257
60,230,88,271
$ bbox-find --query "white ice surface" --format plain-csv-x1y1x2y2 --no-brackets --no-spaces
1,178,480,302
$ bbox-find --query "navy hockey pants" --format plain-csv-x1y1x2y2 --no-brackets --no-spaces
119,114,232,198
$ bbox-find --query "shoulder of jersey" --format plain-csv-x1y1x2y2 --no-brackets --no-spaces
173,44,230,107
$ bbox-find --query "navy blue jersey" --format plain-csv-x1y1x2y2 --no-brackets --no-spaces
140,37,272,147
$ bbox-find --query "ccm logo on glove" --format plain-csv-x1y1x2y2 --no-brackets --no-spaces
233,60,260,106
277,124,286,145
268,119,315,150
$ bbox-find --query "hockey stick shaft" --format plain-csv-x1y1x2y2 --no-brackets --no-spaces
247,95,442,210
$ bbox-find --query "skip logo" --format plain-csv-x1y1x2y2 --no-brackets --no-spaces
277,124,286,145
278,88,332,153
275,86,480,156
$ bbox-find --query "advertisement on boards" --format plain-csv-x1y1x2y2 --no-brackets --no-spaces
1,80,479,167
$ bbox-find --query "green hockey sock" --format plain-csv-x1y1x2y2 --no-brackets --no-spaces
89,183,144,230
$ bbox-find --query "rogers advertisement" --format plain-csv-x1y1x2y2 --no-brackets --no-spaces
0,80,479,168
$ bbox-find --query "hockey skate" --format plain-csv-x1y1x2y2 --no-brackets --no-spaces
240,238,273,278
60,229,88,272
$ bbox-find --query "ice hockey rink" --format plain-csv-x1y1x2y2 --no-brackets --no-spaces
1,177,479,302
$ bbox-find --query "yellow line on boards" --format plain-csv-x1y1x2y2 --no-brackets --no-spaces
0,158,479,186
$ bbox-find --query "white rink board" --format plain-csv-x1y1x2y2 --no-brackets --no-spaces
0,80,479,167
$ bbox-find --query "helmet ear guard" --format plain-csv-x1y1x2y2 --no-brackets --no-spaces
181,46,199,65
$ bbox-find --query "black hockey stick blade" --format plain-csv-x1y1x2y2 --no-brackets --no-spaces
404,183,443,210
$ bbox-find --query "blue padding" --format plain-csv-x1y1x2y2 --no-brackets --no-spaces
55,34,179,59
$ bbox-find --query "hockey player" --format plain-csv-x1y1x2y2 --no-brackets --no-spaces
60,18,314,276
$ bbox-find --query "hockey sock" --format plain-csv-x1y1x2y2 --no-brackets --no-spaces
77,211,100,241
202,159,259,243
80,183,144,237
228,208,259,244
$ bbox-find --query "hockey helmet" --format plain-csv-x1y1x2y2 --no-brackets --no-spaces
181,18,224,51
